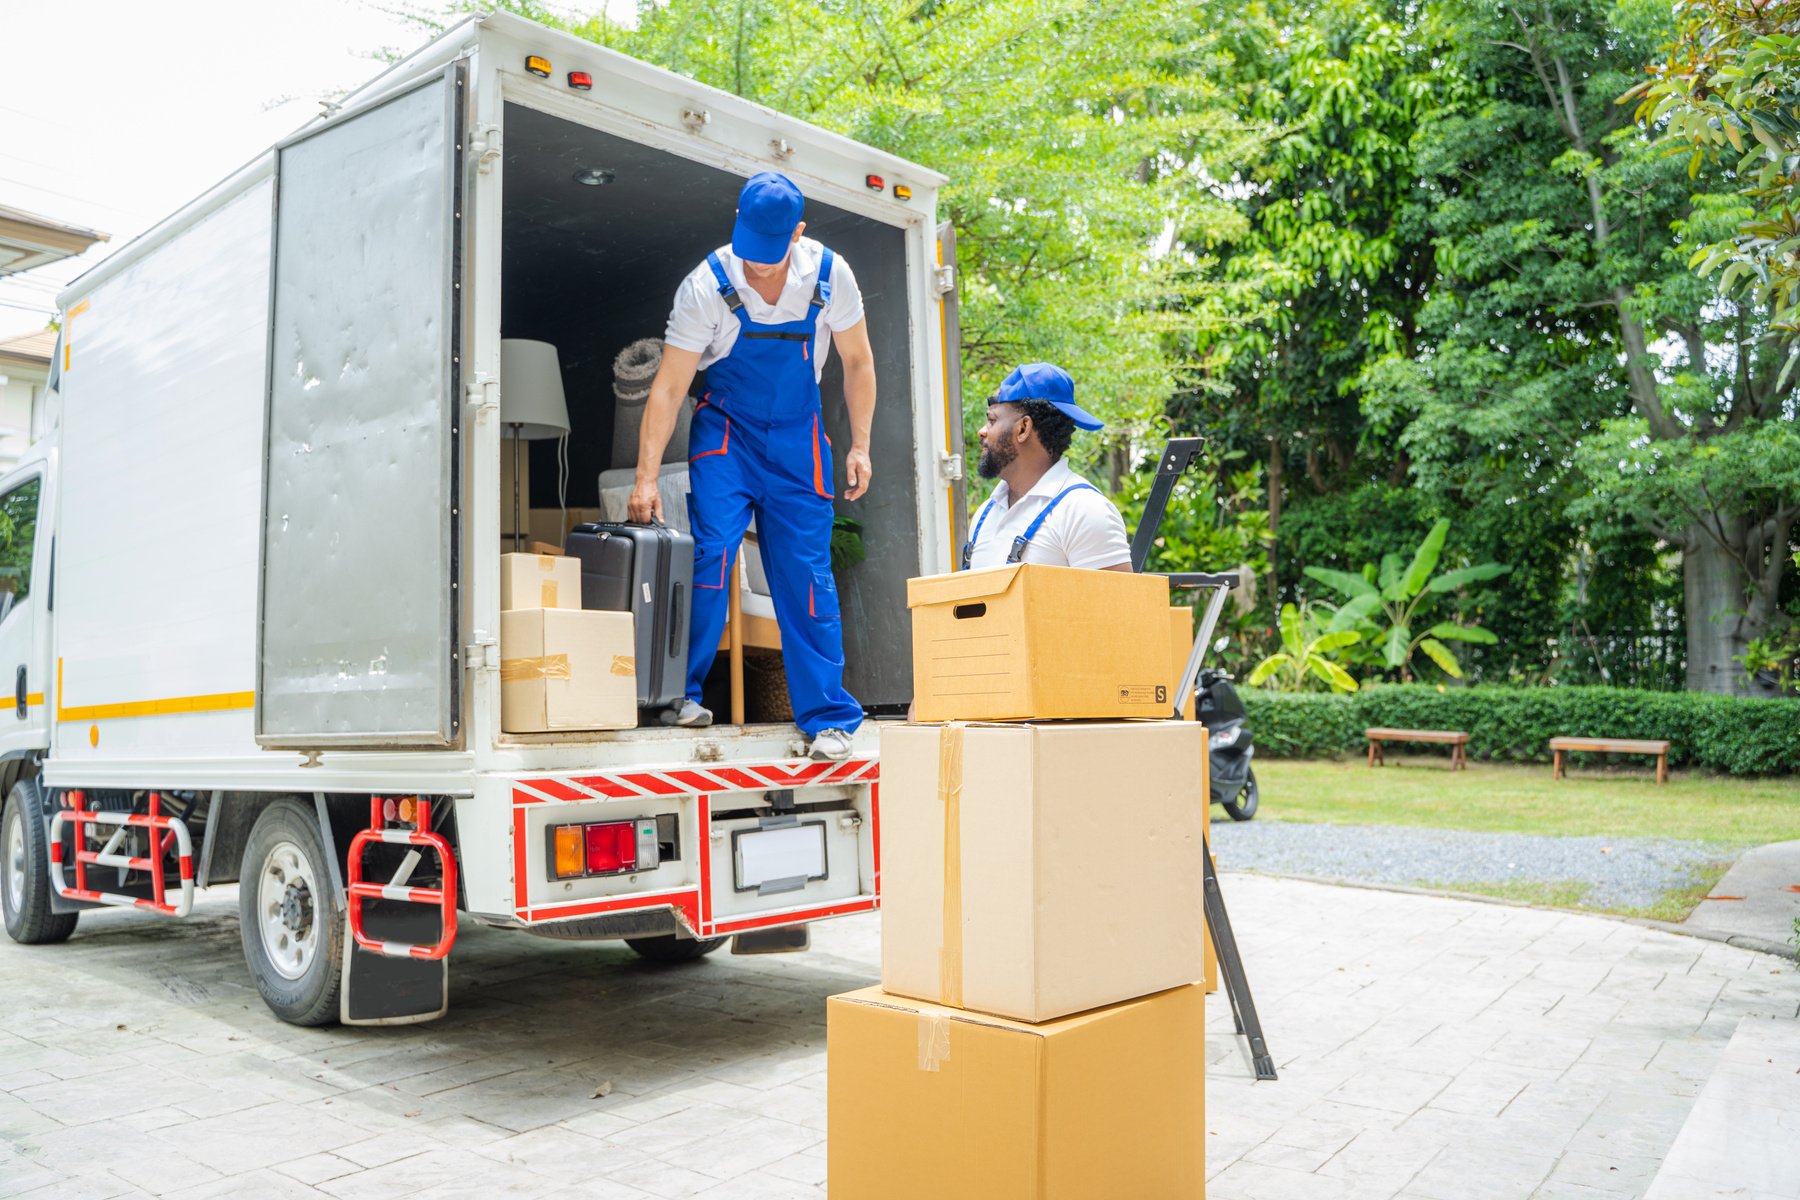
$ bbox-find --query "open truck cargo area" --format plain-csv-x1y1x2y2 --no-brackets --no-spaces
0,11,961,1026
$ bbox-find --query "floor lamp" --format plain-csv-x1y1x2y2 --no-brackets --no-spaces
499,339,571,551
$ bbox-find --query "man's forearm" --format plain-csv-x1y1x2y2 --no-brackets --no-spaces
636,382,686,480
844,358,876,449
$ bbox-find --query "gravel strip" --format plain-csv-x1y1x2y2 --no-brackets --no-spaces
1210,819,1735,911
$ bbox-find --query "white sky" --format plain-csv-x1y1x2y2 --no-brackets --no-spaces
0,0,626,338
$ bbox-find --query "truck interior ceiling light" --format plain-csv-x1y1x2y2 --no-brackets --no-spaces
525,55,552,77
865,174,884,190
567,71,593,90
572,166,616,186
893,184,913,200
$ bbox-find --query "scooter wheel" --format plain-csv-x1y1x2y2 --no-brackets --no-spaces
1221,768,1258,822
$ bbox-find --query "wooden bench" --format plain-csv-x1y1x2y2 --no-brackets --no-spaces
1549,737,1671,784
1365,727,1469,770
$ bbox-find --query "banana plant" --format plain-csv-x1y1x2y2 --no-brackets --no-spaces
1247,602,1362,693
1303,518,1510,682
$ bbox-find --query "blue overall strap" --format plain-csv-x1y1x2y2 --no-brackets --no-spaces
706,252,748,321
961,495,1001,570
1006,483,1099,564
810,248,834,313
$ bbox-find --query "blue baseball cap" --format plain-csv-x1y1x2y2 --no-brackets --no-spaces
732,171,804,264
992,363,1104,431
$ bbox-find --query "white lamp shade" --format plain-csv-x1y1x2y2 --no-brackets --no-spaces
500,339,571,439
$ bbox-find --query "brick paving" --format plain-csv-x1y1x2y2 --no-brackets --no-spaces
2,873,1796,1198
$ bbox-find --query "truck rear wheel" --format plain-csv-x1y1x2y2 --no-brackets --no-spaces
240,799,344,1025
1,778,78,945
626,933,728,963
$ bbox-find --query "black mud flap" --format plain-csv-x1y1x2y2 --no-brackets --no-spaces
731,925,810,955
340,899,448,1025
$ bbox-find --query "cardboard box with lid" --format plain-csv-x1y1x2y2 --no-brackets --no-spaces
907,564,1173,722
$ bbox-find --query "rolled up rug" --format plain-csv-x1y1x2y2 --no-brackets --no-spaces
611,338,693,467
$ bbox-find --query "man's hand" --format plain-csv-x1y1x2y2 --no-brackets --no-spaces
627,477,663,525
845,445,874,501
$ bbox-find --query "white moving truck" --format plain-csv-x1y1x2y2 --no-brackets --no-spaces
0,11,966,1025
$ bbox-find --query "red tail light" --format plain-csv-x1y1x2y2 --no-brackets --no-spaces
585,821,637,874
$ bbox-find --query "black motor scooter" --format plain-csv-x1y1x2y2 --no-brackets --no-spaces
1196,666,1257,820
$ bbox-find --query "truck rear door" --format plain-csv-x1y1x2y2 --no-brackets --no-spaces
257,64,467,749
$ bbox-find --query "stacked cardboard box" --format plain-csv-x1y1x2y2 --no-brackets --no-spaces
498,551,638,733
829,564,1209,1198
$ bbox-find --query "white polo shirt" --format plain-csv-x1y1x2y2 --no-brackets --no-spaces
663,238,865,382
964,459,1132,571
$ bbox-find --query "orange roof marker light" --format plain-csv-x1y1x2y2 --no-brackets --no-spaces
525,55,552,77
893,184,913,201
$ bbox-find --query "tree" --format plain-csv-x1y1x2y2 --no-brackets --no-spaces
1371,0,1800,694
1632,0,1800,381
1177,0,1460,579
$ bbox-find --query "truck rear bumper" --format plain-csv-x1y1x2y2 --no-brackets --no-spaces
461,755,880,938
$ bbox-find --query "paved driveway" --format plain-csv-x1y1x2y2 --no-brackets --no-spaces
2,875,1795,1198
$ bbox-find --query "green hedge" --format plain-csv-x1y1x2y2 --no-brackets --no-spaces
1240,685,1800,776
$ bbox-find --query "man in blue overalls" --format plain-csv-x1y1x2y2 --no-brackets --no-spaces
961,363,1132,572
629,172,874,762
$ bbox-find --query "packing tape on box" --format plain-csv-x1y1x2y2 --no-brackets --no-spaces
535,554,558,569
541,580,559,608
499,654,572,682
917,1014,952,1072
938,724,965,1008
610,655,636,677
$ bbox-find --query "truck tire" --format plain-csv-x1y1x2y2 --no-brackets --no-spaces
625,933,728,963
1,778,78,945
240,799,343,1026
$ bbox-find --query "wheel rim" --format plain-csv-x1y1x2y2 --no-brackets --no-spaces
257,840,319,981
3,808,24,915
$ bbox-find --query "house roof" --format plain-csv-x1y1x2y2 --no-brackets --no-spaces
0,328,55,368
0,204,109,277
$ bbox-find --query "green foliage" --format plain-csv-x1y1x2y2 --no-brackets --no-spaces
1241,684,1800,775
830,516,865,574
1248,601,1361,692
1302,518,1509,681
1372,0,1800,693
1632,0,1800,381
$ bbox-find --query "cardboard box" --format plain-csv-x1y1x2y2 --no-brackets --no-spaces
827,983,1205,1200
1167,606,1217,992
500,552,581,613
880,721,1207,1022
908,564,1173,721
500,608,637,732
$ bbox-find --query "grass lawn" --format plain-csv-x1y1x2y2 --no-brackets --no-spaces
1249,757,1800,921
1254,757,1800,844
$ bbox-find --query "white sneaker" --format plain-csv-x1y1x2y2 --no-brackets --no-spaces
809,728,854,762
661,699,713,728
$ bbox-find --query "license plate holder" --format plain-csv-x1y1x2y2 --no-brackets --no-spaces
732,821,829,895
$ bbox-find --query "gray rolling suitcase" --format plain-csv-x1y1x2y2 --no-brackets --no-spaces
566,522,693,708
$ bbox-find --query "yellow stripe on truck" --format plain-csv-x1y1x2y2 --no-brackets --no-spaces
55,660,254,722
